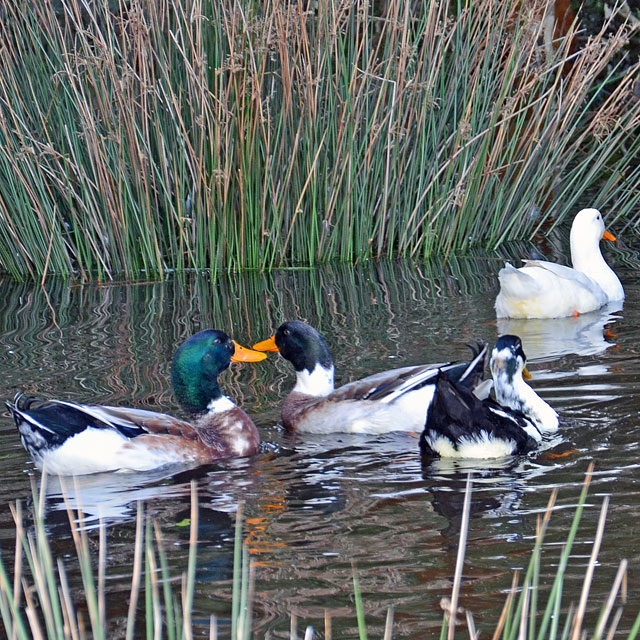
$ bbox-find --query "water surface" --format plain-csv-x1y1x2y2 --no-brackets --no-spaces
0,247,638,638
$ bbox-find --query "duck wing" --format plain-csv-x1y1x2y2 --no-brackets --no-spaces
521,260,605,294
328,343,487,404
6,393,195,448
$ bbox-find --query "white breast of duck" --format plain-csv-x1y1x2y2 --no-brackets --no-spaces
491,337,558,433
570,208,624,303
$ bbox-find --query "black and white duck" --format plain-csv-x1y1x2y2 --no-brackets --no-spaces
420,335,558,458
253,320,487,434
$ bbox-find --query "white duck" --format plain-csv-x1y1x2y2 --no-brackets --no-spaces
495,208,624,319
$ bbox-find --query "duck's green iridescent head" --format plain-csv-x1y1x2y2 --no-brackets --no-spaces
171,329,266,414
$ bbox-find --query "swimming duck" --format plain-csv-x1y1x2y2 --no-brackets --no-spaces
253,320,487,434
420,335,557,458
6,330,266,475
495,208,624,319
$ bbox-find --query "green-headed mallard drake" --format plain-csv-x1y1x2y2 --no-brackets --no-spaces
6,330,266,475
495,208,624,319
253,320,487,434
420,335,558,458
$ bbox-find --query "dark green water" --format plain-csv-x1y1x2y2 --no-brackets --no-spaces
0,248,638,638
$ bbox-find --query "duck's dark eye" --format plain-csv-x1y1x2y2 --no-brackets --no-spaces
214,337,222,345
283,328,291,336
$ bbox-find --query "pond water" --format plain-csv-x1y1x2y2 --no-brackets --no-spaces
0,238,638,638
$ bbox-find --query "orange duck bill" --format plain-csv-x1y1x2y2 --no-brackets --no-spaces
232,341,268,362
252,335,279,352
602,229,617,242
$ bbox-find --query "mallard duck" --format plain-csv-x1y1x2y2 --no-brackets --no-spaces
420,335,557,458
253,320,487,434
6,330,266,475
495,208,624,319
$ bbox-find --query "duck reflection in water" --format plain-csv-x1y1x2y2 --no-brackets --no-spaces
497,300,622,361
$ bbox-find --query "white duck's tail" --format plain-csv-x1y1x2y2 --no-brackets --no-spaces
497,262,542,298
495,262,545,317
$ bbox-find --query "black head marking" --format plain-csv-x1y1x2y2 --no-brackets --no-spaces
494,335,526,363
275,321,333,373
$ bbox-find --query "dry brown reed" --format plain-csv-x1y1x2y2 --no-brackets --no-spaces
0,0,638,279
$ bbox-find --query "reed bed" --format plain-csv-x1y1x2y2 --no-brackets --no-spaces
0,467,637,639
0,0,638,280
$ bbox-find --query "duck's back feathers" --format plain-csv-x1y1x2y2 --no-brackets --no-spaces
522,260,609,301
312,342,487,404
280,343,488,434
420,373,541,459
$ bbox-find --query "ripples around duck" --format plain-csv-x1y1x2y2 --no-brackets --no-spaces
0,249,638,637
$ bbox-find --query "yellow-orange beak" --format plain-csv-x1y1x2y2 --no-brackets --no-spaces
602,229,617,242
522,366,532,380
252,335,279,353
231,341,268,363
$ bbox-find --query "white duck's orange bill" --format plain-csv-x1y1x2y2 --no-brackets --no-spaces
602,229,617,242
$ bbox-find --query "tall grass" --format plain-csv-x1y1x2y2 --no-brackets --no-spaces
0,0,638,280
441,464,639,640
0,467,637,638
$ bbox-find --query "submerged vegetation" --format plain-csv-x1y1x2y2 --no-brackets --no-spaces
0,468,637,638
0,0,639,280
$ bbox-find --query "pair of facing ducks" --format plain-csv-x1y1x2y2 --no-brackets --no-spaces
7,322,558,475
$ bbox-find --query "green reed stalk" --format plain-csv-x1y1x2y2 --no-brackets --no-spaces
352,564,368,640
154,522,177,640
232,501,244,640
182,482,198,640
534,463,594,640
0,0,637,279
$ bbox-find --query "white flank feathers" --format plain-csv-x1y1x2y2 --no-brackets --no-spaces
424,432,517,459
30,428,190,475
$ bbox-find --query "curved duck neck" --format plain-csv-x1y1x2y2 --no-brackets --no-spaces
571,237,622,300
173,368,224,414
493,369,535,408
570,234,606,276
493,369,556,431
